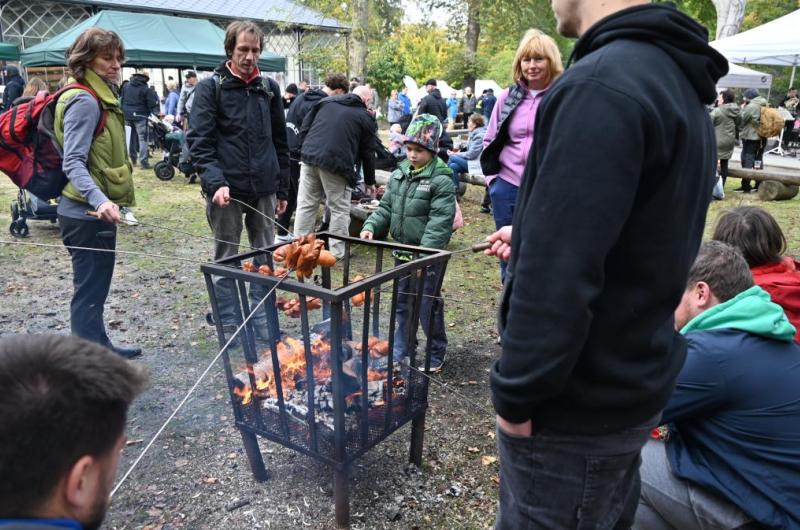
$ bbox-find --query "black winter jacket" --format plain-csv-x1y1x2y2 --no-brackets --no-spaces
286,87,327,160
121,74,159,121
417,89,447,123
188,64,289,199
2,66,24,111
490,3,728,434
299,93,376,186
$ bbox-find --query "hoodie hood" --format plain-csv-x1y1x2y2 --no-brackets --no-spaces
681,286,796,342
571,3,727,104
748,96,768,107
304,87,327,104
430,88,442,100
331,93,367,108
129,73,149,85
717,102,740,119
5,65,19,78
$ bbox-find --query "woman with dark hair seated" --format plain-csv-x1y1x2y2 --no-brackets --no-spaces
713,206,800,342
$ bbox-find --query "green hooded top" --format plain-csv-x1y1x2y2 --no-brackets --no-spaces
55,69,135,207
363,157,455,250
710,103,740,160
681,285,796,341
740,96,767,141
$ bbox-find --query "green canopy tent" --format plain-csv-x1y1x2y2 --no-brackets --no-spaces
0,43,20,61
19,10,285,71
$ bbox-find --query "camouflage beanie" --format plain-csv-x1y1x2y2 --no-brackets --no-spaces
404,114,442,153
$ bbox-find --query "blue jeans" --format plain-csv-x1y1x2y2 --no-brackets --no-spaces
488,177,518,281
447,154,469,191
495,415,658,529
132,117,150,166
393,264,447,364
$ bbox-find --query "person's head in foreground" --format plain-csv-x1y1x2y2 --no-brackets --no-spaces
0,335,148,528
712,206,786,268
468,113,485,131
673,241,754,330
403,114,442,169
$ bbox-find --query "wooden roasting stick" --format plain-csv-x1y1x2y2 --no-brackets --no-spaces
471,241,492,252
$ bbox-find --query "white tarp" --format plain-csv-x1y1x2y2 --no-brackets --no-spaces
717,62,773,89
402,76,503,109
710,9,800,86
710,9,800,66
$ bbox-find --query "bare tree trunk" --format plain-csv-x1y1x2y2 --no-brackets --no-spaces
349,0,369,81
463,0,481,90
712,0,747,39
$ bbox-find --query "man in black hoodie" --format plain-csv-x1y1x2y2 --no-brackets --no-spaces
293,85,376,258
278,73,349,241
1,65,24,110
416,79,447,124
484,1,727,528
121,70,159,168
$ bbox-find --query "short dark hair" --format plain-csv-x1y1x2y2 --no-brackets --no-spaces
712,206,786,267
0,335,148,516
224,20,264,59
66,27,125,82
324,73,349,92
185,70,197,79
721,89,735,104
687,241,754,303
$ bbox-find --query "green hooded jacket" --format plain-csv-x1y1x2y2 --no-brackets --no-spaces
740,96,767,141
363,157,455,249
55,69,135,207
710,103,740,159
681,285,796,341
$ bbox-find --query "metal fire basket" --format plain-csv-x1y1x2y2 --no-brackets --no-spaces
201,233,451,528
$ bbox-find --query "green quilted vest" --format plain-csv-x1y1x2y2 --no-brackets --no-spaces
56,69,135,207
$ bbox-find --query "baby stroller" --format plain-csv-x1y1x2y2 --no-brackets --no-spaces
147,115,198,183
9,189,57,237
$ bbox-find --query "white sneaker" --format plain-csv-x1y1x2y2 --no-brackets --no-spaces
120,207,139,226
275,234,293,243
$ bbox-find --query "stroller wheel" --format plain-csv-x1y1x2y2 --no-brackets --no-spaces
9,219,29,238
154,161,175,181
10,201,20,222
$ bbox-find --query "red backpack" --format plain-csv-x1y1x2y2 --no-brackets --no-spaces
0,84,107,200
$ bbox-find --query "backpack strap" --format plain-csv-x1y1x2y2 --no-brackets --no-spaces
55,83,108,138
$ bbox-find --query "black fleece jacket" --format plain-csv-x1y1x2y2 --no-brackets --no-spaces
299,93,376,186
189,64,289,200
490,4,727,434
417,88,447,123
286,87,327,160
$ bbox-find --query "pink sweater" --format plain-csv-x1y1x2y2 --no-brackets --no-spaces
482,85,549,187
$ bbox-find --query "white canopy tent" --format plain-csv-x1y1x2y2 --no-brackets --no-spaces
717,62,773,90
710,9,800,87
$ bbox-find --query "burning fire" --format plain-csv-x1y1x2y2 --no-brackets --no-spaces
235,336,389,406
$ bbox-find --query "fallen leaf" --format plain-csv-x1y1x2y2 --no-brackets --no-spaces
491,476,500,485
203,477,219,484
467,447,480,453
481,455,497,466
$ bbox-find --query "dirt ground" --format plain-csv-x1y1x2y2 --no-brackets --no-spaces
0,167,504,529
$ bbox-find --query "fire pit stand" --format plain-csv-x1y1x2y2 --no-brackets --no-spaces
201,233,451,528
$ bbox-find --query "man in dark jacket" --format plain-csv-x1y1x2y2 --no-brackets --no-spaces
484,1,727,528
481,88,496,119
188,20,289,340
635,241,800,530
121,70,159,168
293,85,376,258
416,79,447,124
1,65,24,110
458,86,477,129
278,73,349,241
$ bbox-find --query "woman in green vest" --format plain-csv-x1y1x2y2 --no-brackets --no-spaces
56,27,140,358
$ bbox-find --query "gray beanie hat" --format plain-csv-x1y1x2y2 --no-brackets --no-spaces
744,88,760,99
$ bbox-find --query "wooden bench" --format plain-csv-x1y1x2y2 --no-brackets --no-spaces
727,163,800,201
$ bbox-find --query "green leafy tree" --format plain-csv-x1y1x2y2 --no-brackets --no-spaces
366,39,406,98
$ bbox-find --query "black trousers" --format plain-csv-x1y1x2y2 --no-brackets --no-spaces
276,159,301,236
740,138,765,191
719,158,729,186
59,215,117,346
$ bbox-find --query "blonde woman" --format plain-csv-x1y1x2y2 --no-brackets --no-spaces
480,29,563,280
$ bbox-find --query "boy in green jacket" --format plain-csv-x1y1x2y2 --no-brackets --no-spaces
360,114,456,372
